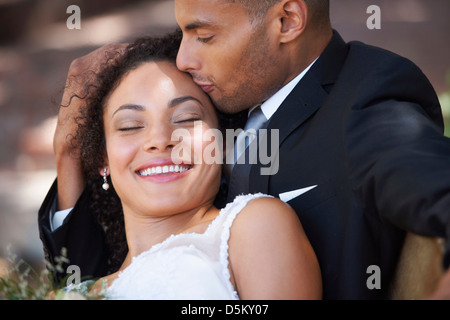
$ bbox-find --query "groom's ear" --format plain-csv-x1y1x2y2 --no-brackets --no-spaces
276,0,308,44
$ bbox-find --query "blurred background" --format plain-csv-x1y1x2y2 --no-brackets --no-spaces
0,0,449,273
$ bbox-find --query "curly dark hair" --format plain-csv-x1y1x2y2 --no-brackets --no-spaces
73,30,184,273
72,29,248,274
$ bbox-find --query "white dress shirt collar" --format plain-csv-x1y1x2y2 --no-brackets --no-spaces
250,57,319,120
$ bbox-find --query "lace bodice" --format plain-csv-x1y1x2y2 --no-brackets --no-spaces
99,193,269,300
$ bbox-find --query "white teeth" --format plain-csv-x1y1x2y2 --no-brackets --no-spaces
138,165,191,176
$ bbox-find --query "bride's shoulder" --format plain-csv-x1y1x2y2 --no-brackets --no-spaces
231,195,302,240
242,194,297,218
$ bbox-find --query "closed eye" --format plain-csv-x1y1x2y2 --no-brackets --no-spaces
197,36,214,43
175,118,201,124
118,126,143,132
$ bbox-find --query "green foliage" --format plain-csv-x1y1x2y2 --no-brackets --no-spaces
0,245,104,300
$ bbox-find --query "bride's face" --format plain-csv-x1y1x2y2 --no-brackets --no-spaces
103,61,221,216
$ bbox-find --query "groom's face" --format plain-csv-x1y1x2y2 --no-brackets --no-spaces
175,0,285,114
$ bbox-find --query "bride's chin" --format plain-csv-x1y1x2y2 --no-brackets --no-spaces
134,197,193,215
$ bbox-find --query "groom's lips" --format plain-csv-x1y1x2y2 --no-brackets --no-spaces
194,80,214,93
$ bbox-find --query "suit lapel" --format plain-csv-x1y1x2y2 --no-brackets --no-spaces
269,73,326,145
248,31,350,196
269,30,349,144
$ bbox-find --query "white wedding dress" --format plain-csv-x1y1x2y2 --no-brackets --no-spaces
66,193,269,300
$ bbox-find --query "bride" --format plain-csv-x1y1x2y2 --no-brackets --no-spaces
67,32,321,300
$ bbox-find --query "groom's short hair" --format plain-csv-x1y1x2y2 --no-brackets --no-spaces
222,0,330,27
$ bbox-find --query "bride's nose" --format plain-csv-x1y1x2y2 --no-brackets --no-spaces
142,124,177,153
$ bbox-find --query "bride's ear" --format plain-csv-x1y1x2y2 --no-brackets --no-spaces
98,166,109,177
99,166,110,191
98,156,109,177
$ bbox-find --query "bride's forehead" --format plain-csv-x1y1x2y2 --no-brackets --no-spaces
106,65,213,113
118,61,194,89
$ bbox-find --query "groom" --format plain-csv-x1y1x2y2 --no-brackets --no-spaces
39,0,450,299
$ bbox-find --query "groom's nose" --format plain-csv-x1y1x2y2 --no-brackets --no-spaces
177,37,201,73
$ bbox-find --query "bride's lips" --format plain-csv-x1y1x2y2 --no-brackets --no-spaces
135,158,193,183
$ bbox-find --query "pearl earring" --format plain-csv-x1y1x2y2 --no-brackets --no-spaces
102,168,110,191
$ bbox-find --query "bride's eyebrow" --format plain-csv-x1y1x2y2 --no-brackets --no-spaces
112,104,145,117
168,96,203,109
111,96,203,117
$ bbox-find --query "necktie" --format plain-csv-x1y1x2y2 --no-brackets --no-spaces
224,105,267,180
242,106,267,145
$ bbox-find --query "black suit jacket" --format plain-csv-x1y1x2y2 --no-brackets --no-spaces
228,31,450,299
39,180,110,284
39,31,450,299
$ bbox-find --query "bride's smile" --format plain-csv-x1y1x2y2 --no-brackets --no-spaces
135,158,194,182
102,61,221,219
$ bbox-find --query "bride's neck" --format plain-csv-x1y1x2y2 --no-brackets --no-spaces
120,201,218,269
